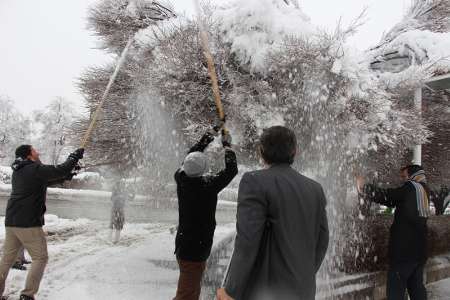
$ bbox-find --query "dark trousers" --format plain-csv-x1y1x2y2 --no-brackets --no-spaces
173,260,206,300
387,262,427,300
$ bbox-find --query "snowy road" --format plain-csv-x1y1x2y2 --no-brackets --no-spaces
1,215,235,300
0,215,448,299
428,278,450,300
0,183,238,224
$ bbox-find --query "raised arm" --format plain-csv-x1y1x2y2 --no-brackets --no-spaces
35,149,83,182
223,172,267,299
188,130,216,153
361,183,405,208
46,173,74,187
207,149,238,193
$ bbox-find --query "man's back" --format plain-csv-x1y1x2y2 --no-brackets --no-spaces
174,148,238,262
224,164,329,300
6,158,76,227
7,160,47,227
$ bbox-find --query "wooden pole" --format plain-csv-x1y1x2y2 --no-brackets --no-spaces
80,37,134,148
192,0,227,130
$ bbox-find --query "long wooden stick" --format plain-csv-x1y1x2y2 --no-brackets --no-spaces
192,0,226,127
80,37,134,148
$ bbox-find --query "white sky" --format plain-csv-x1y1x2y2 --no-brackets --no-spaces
0,0,411,114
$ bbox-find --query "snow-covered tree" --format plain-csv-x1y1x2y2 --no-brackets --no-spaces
73,0,176,172
136,0,431,273
87,0,175,52
0,95,32,165
77,0,431,181
367,0,450,185
75,0,441,275
140,0,429,175
33,97,78,165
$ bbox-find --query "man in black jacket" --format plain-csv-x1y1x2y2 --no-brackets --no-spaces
0,145,84,300
173,128,238,300
357,165,430,300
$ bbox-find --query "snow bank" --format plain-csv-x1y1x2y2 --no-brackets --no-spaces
217,0,316,72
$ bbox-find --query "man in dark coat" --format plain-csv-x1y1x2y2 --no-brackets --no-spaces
0,145,84,300
218,126,329,300
173,128,238,300
357,165,430,300
110,179,135,244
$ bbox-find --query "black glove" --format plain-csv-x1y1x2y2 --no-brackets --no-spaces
200,131,216,145
74,163,82,171
69,148,84,161
221,130,232,148
213,117,226,133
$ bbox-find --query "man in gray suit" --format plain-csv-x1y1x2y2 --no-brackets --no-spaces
217,126,329,300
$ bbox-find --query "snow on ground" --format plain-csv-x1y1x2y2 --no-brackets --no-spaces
0,214,448,299
428,278,450,300
0,215,235,300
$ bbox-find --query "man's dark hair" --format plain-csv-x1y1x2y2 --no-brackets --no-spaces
401,165,423,176
259,126,297,165
15,145,32,159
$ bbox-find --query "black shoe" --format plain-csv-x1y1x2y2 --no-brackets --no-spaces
19,295,34,300
11,262,27,271
21,259,32,265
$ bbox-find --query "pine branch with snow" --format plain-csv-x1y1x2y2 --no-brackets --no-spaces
88,0,175,52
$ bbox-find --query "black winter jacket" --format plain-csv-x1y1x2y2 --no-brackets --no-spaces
5,158,77,227
364,182,429,264
174,137,238,262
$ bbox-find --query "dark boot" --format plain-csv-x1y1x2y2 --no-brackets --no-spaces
11,262,27,271
19,295,34,300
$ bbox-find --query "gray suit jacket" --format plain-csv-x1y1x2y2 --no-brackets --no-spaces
224,164,329,300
